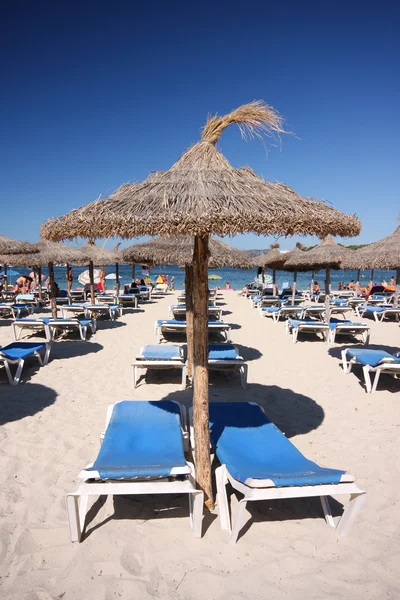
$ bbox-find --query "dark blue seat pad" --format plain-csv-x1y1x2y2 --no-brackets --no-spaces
140,345,183,360
209,402,345,487
0,342,47,360
208,344,238,360
346,348,400,367
88,401,187,479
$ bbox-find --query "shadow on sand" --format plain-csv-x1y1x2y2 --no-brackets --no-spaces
0,382,58,425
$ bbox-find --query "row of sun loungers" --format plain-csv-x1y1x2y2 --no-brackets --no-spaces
155,319,231,343
67,400,366,544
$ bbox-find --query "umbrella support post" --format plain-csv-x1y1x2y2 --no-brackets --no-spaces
185,264,194,379
325,268,331,322
193,234,213,509
48,262,58,318
395,268,400,306
273,269,277,295
291,272,297,304
370,269,374,287
4,264,8,292
131,264,135,282
38,266,43,305
311,270,315,293
116,263,120,298
89,261,95,304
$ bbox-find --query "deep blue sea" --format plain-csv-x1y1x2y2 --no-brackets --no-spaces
5,263,396,292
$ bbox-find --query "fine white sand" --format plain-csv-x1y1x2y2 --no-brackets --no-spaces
0,290,399,599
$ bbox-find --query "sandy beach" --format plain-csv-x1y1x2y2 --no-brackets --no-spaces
0,290,399,599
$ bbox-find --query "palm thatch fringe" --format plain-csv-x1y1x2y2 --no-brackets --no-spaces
0,235,39,255
283,237,353,271
341,225,400,270
122,236,252,269
0,240,89,267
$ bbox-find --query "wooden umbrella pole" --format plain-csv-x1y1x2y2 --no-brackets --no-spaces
38,266,43,304
311,270,315,292
325,268,331,322
4,264,8,291
185,264,194,377
193,234,213,509
272,269,277,295
291,272,297,304
48,262,58,318
115,263,120,298
394,267,400,306
89,261,95,304
370,269,374,286
131,264,135,281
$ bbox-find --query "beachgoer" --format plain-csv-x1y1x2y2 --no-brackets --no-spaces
348,280,356,291
390,276,396,286
170,276,175,291
14,275,33,295
99,266,106,292
66,265,73,293
313,281,320,294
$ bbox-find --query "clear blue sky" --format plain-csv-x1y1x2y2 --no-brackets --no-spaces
1,0,399,250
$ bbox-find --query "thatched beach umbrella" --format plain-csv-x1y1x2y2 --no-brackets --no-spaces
0,235,39,290
252,243,284,287
123,235,252,373
73,242,121,302
341,225,400,304
41,101,361,506
1,240,88,317
284,236,354,319
280,242,307,302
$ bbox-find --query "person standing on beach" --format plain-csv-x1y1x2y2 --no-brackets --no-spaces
66,265,73,293
99,266,106,292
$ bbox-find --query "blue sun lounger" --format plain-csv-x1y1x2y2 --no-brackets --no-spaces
208,344,248,389
154,319,231,343
328,318,370,344
47,317,96,341
355,305,400,322
132,344,187,389
0,341,51,384
12,317,52,341
207,402,365,543
67,400,203,542
341,348,400,392
286,318,330,343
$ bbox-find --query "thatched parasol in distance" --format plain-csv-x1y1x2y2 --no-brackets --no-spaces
0,235,39,291
252,243,284,287
1,240,89,316
41,101,361,507
73,242,121,301
341,225,400,303
123,235,251,373
284,236,354,318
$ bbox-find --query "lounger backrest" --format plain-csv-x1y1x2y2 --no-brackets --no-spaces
88,401,187,479
208,402,345,486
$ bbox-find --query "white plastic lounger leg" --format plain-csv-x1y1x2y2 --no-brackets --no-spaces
189,490,204,538
2,361,14,385
215,465,231,531
226,329,231,343
336,492,366,537
230,499,249,544
12,358,25,385
320,496,335,527
341,350,351,373
133,365,138,388
66,493,86,543
362,365,373,393
181,365,187,390
371,368,382,393
240,364,248,389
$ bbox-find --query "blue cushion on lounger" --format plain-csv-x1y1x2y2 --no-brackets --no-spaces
208,344,238,360
209,402,345,486
87,401,187,479
288,319,325,327
15,317,51,324
157,319,186,326
360,306,385,313
328,319,365,329
140,345,183,360
261,306,280,313
345,349,400,367
0,342,47,360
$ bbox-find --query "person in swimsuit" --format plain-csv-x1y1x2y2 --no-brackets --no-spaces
66,266,73,293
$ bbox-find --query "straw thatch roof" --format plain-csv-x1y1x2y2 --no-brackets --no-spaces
340,225,400,270
252,243,288,269
284,236,353,271
41,101,361,242
0,240,88,267
0,234,38,255
122,236,252,269
72,242,121,266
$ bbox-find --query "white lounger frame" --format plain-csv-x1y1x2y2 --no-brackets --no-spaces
47,318,96,341
132,346,187,390
341,349,400,393
0,343,51,385
208,357,248,389
66,401,203,542
169,305,223,320
215,464,366,543
285,320,330,343
119,295,138,309
154,321,231,344
329,324,370,344
84,304,122,321
356,306,400,323
12,319,51,341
